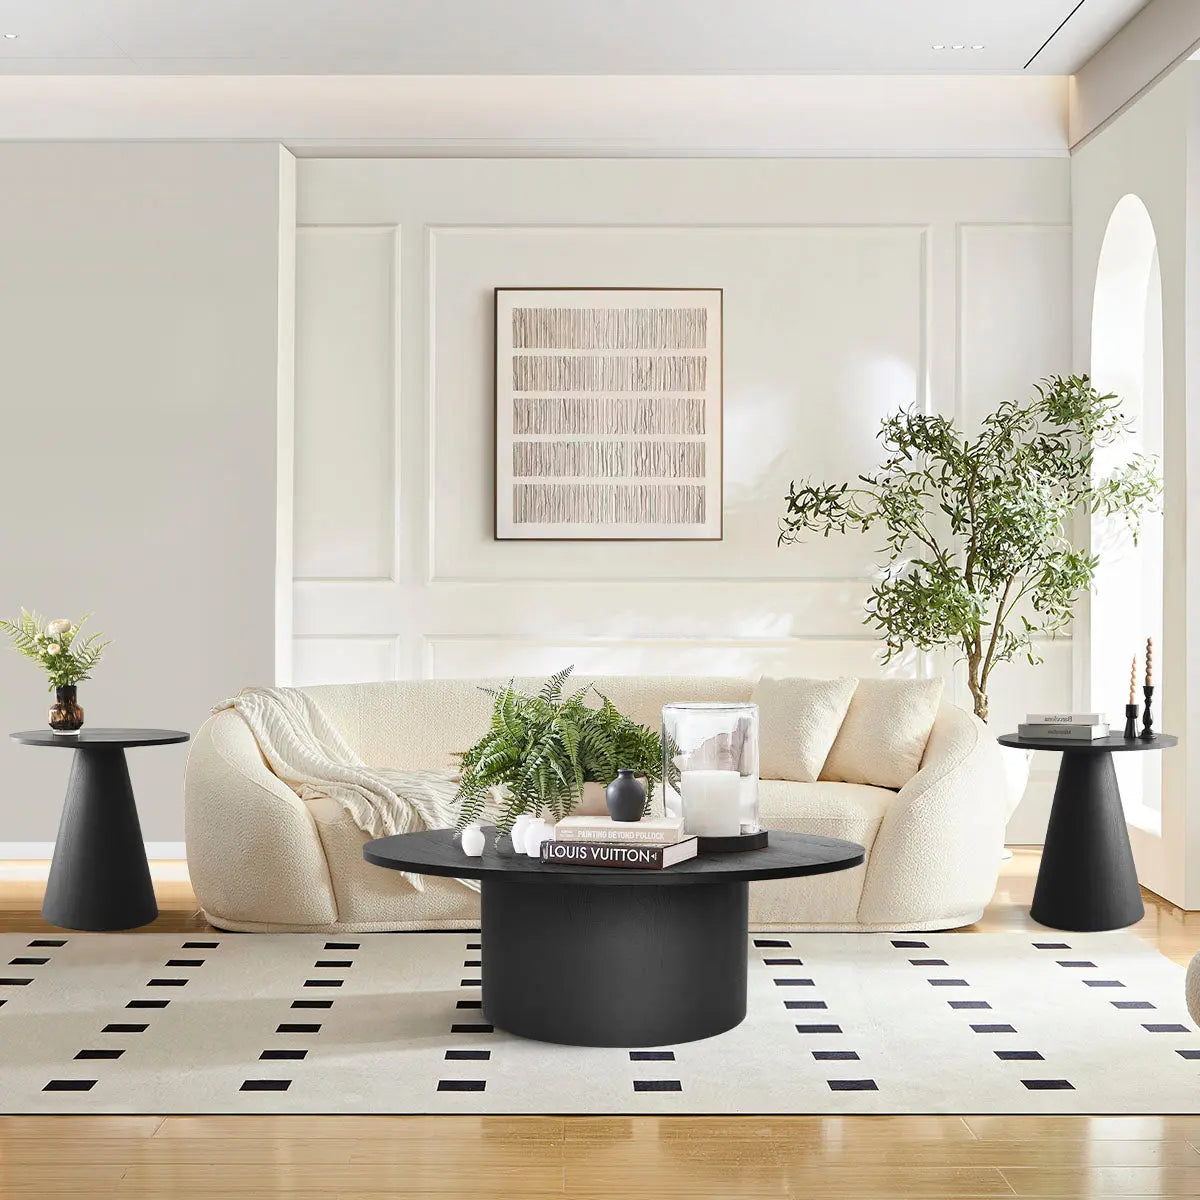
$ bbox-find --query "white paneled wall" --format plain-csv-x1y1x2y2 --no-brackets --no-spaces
292,158,1071,842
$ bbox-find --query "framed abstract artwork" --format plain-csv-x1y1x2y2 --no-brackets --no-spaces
494,287,723,540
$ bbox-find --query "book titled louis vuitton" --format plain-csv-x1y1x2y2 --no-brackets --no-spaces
540,837,698,870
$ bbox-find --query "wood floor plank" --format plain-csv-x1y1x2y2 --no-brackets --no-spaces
772,1140,1200,1169
1000,1164,1200,1196
0,1116,164,1139
562,1114,976,1144
0,1164,127,1191
116,1157,565,1194
965,1117,1200,1143
153,1114,564,1141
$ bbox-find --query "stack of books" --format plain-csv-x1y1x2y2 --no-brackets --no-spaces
1017,711,1109,740
541,815,698,870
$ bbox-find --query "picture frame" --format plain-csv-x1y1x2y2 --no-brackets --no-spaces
494,287,723,541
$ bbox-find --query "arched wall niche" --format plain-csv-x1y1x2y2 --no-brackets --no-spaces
1089,194,1164,834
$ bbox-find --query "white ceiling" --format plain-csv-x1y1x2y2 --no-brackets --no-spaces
0,0,1152,76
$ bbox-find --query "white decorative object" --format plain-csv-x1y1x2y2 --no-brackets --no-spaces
494,287,724,541
662,701,760,837
524,818,553,858
511,814,535,851
460,824,485,857
679,769,742,837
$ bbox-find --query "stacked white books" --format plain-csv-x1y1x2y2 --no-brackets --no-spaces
1018,712,1109,740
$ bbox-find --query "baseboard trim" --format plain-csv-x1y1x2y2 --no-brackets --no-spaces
0,841,187,860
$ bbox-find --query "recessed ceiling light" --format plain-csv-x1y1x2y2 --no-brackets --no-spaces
951,43,965,50
2,32,18,39
971,44,985,50
931,43,945,50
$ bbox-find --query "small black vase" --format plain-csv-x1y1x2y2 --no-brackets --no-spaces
605,769,646,822
49,685,84,734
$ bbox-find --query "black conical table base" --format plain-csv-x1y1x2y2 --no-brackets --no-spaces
10,728,190,932
1031,750,1144,931
998,732,1177,933
43,747,158,931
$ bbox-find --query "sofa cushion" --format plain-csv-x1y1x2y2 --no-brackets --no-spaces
820,677,944,789
752,675,858,782
757,779,891,849
750,779,888,925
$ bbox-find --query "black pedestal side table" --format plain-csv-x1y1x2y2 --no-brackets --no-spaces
10,728,190,931
997,732,1177,932
364,827,864,1047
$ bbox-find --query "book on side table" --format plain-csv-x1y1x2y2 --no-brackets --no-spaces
1018,713,1109,740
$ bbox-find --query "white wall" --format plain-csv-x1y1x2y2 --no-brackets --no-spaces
1072,64,1200,908
292,156,1072,843
0,142,295,850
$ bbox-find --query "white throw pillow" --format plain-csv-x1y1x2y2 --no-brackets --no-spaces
820,677,945,789
751,676,859,783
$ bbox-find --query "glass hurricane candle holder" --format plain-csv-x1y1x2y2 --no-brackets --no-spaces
661,702,759,838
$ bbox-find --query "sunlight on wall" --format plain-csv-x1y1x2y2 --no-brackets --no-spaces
1090,193,1164,824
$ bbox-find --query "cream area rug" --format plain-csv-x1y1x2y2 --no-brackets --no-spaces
0,930,1194,1114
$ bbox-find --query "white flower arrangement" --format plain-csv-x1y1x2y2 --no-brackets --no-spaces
0,610,110,690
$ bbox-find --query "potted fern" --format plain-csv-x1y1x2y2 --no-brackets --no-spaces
454,667,663,844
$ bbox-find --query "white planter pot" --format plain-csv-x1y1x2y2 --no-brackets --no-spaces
998,744,1034,817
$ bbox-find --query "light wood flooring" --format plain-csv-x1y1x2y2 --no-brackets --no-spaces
0,849,1197,1199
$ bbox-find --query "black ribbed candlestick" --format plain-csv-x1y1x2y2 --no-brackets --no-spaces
1124,703,1139,739
1140,684,1157,740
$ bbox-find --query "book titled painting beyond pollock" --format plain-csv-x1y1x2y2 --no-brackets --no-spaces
540,838,698,870
553,815,686,846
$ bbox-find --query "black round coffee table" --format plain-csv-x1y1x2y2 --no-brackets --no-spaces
998,732,1178,932
10,728,190,931
364,827,864,1047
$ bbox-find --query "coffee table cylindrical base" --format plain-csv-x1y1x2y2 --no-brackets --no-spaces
1031,749,1145,932
42,747,159,932
481,877,748,1046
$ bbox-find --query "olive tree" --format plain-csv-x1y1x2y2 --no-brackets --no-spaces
778,376,1161,721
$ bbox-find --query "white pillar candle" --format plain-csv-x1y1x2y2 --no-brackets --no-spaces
681,769,742,837
738,775,759,830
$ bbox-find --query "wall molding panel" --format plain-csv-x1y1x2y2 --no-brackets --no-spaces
294,223,401,583
290,156,1072,841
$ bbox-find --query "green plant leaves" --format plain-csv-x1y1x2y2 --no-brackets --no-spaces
454,667,664,831
778,374,1162,719
0,609,110,691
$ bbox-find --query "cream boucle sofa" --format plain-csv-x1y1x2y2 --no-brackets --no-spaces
184,676,1010,933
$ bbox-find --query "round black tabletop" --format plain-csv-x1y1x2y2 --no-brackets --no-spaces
10,728,190,749
997,732,1177,753
364,827,865,888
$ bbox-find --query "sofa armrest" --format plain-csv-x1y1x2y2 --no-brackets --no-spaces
184,708,337,927
856,702,1007,927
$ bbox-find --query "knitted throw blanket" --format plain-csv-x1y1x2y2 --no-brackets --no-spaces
215,686,477,893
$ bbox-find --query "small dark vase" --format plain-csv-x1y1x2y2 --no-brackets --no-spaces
493,830,517,858
606,769,646,822
49,685,84,734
